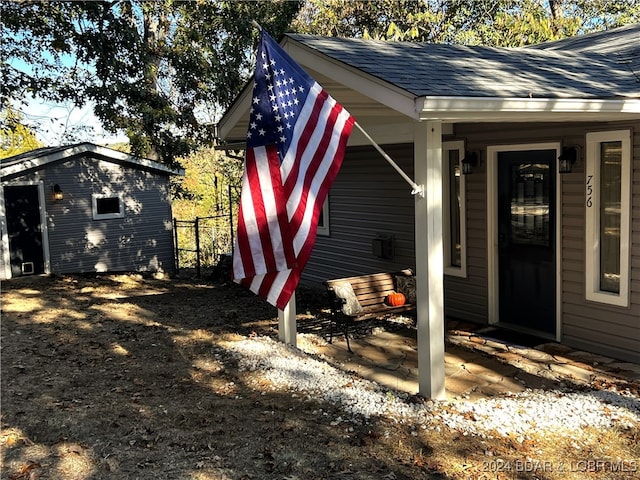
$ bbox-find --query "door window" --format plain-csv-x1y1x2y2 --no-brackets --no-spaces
509,163,551,247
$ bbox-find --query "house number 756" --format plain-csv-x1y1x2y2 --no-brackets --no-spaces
586,175,593,208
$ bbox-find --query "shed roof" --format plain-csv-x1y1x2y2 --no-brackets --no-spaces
1,143,184,179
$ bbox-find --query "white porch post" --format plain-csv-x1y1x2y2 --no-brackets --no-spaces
414,120,446,400
278,292,297,347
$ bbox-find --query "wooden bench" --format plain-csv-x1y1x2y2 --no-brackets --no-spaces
324,269,415,352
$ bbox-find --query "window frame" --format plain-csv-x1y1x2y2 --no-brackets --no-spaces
92,193,125,220
584,130,632,307
442,140,467,278
316,198,330,236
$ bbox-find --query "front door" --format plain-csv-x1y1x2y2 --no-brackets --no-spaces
497,150,556,335
4,185,45,277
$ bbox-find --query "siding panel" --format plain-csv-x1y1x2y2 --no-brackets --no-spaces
304,142,488,322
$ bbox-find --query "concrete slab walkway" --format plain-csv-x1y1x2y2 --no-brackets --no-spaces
302,319,640,401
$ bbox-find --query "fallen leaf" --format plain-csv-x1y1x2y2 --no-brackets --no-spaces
9,461,41,480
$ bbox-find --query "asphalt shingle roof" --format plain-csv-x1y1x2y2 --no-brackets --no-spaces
287,24,640,100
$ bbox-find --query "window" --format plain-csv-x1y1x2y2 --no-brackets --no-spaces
92,193,124,220
316,198,330,236
443,141,466,277
585,130,631,307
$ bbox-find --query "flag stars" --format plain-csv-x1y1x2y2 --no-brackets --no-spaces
246,42,310,149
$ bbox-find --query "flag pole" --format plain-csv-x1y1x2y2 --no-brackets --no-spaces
354,121,424,197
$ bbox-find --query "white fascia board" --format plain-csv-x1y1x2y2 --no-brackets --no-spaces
282,37,418,119
217,83,253,141
417,96,640,122
2,143,184,177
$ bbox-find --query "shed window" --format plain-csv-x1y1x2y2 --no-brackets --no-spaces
585,130,631,307
443,141,466,277
92,194,124,220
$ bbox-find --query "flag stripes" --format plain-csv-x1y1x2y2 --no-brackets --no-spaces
233,30,354,310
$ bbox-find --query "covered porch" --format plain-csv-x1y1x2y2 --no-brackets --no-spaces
294,315,640,401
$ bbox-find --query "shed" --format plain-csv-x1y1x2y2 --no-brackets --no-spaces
219,24,640,396
0,143,184,279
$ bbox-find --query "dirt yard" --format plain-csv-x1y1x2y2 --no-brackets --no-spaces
1,274,639,480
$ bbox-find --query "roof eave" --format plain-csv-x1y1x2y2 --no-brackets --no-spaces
1,143,184,177
417,96,640,122
217,83,254,141
217,35,419,142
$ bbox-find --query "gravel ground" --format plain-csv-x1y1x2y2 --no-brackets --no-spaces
227,335,640,440
3,275,639,480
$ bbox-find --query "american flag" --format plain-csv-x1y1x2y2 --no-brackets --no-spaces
233,30,354,309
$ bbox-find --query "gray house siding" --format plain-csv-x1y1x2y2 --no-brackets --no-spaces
49,155,175,274
445,168,488,323
457,120,639,363
559,125,640,363
1,150,176,277
303,143,488,323
305,144,416,281
305,120,639,363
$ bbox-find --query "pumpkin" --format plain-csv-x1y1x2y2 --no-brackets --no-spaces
386,291,406,307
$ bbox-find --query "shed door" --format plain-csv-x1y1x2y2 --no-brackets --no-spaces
497,150,556,335
4,185,45,276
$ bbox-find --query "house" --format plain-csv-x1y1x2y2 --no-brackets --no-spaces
217,24,640,383
0,143,183,279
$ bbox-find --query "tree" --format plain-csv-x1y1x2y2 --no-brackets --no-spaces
172,146,243,220
292,0,640,46
171,146,243,268
2,0,302,167
0,108,44,159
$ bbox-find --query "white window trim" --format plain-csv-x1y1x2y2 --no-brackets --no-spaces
443,140,467,277
92,193,125,220
584,130,632,307
316,198,330,236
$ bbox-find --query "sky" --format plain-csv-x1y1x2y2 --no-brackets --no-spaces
23,94,129,147
9,48,128,147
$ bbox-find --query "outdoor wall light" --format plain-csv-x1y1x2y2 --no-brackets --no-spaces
558,147,578,174
53,184,64,200
461,151,479,175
